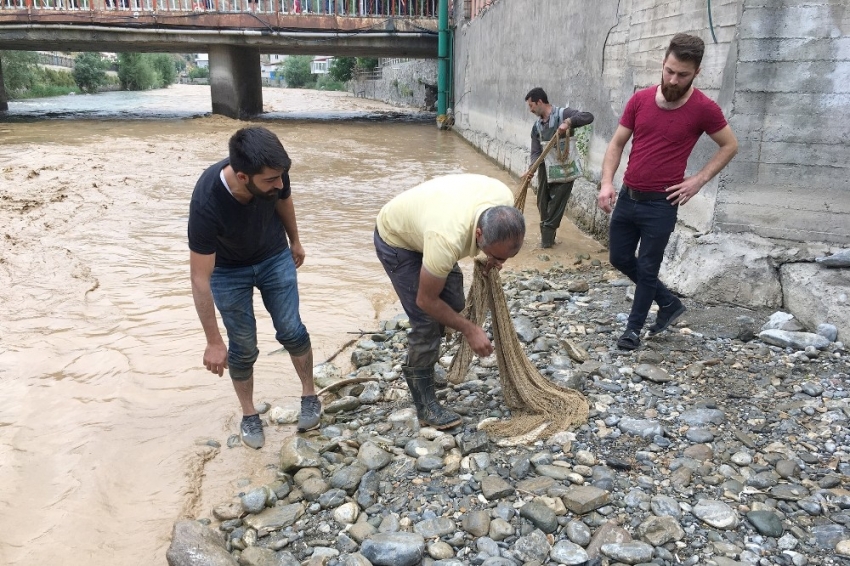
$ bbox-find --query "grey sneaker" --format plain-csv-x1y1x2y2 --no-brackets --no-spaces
297,395,322,432
240,414,264,449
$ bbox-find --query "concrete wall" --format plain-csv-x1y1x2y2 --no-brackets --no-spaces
451,0,849,246
0,58,7,112
350,59,438,110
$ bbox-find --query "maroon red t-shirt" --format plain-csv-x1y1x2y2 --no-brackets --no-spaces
621,87,728,191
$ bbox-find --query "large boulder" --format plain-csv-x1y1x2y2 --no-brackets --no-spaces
781,262,850,343
166,520,237,566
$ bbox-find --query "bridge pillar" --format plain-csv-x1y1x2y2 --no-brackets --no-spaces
0,58,8,112
209,45,262,119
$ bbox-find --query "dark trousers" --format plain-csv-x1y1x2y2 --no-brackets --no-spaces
374,229,465,368
537,166,574,243
608,188,678,331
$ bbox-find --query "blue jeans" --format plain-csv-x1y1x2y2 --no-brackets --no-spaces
609,188,679,331
210,249,311,381
374,229,465,369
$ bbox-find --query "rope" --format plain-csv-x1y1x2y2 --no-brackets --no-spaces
514,128,571,213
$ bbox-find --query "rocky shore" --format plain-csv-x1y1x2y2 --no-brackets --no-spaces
167,261,849,566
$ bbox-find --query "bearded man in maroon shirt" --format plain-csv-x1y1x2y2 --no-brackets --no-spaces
597,33,739,351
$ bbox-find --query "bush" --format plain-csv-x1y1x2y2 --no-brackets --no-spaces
0,51,39,94
73,52,108,93
328,57,355,82
150,53,177,87
281,55,314,89
188,66,209,79
315,74,346,91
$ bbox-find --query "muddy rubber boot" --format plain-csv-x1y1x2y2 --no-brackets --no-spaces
541,227,556,249
403,366,461,430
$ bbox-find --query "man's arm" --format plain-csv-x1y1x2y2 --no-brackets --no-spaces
666,125,739,205
524,127,543,180
190,250,228,376
561,107,594,131
416,268,494,358
597,125,634,213
276,196,305,268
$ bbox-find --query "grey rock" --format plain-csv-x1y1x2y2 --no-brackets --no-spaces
413,517,455,538
416,455,444,472
358,381,383,404
801,382,824,397
348,522,378,543
244,503,305,531
618,417,663,438
166,520,236,566
357,441,393,470
550,540,589,565
811,523,847,548
762,312,805,332
488,518,513,541
746,510,784,537
319,488,347,509
337,533,360,554
534,464,574,481
586,521,631,559
427,541,455,560
816,323,838,341
566,520,592,546
562,485,610,514
512,529,551,563
279,436,322,472
776,459,800,479
301,477,331,501
600,541,654,565
476,536,501,558
460,431,489,455
637,516,685,546
513,315,539,343
679,408,726,426
769,484,809,501
481,475,515,499
360,532,425,566
759,329,831,350
378,514,400,533
238,546,280,566
815,248,850,267
351,350,374,368
326,396,362,414
650,495,682,519
519,500,558,533
686,428,715,443
634,364,672,383
331,462,369,494
240,488,268,515
404,438,444,459
693,499,739,529
461,510,491,537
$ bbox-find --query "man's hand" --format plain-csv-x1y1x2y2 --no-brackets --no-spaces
557,118,572,136
204,341,228,377
522,168,535,182
665,176,703,206
464,325,494,358
597,183,617,213
290,241,305,268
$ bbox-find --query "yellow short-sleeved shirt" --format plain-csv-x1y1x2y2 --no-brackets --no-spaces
375,174,514,278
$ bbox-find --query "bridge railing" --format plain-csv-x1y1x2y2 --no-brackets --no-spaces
0,0,439,16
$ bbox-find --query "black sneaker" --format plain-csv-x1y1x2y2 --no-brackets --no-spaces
648,299,687,336
240,414,264,449
617,329,641,350
297,395,322,432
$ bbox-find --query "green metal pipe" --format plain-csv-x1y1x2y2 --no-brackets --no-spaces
437,0,449,117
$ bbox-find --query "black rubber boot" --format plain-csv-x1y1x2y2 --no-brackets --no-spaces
403,366,462,430
541,227,556,248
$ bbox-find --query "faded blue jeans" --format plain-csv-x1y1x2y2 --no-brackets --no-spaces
609,188,679,331
210,249,311,381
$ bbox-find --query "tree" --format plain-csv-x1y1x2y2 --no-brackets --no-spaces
117,52,158,91
150,53,177,87
328,57,355,82
188,66,209,79
355,57,379,71
281,55,314,89
72,52,108,94
0,51,39,94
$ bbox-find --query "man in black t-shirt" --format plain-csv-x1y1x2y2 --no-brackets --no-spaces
188,127,321,449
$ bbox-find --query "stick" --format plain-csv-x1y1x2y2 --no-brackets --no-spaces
514,131,569,212
323,338,357,365
317,376,379,397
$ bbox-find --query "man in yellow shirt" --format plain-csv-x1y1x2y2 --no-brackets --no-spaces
374,174,525,429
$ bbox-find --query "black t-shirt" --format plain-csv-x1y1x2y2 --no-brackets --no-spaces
188,158,292,267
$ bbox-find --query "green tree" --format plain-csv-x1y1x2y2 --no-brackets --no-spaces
150,53,177,87
188,66,209,79
328,57,355,82
72,52,108,94
355,57,379,71
117,53,158,90
0,51,39,94
281,55,314,89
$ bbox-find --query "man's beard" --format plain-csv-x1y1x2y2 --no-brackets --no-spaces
660,74,694,102
246,179,278,202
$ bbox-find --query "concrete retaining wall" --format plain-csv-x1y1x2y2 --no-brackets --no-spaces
350,59,438,110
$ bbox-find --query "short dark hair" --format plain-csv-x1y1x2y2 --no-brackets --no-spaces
524,87,548,104
478,206,525,252
665,33,705,68
228,126,291,176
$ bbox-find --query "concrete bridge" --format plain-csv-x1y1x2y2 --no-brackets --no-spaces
0,0,439,116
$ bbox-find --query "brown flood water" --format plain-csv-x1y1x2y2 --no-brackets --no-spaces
0,85,603,565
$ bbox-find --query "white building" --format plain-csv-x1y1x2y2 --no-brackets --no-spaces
194,53,209,69
310,56,333,75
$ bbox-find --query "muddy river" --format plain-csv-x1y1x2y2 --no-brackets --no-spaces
0,84,602,565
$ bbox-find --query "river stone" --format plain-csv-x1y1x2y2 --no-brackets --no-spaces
244,503,305,531
360,532,425,566
815,248,850,267
414,517,455,538
351,350,373,368
683,444,714,461
586,521,632,559
562,338,588,363
635,364,672,383
241,487,268,514
837,539,850,556
318,488,346,509
817,323,839,341
516,476,557,496
481,475,514,499
330,462,369,493
513,315,539,343
512,529,551,563
600,541,654,565
550,540,589,565
348,522,378,543
357,441,393,470
534,464,574,481
489,518,513,541
333,502,361,525
746,510,784,537
166,520,236,566
519,499,558,533
416,455,444,471
686,428,715,443
358,381,382,404
769,484,809,501
759,329,831,350
776,459,800,479
693,500,739,529
638,515,685,545
461,510,491,537
650,494,682,519
427,541,455,560
618,417,663,438
301,477,330,501
279,436,322,472
339,552,372,566
213,502,243,521
679,408,726,426
566,520,592,546
811,523,847,548
326,395,361,414
562,485,610,514
239,546,280,566
405,438,444,458
762,311,804,332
